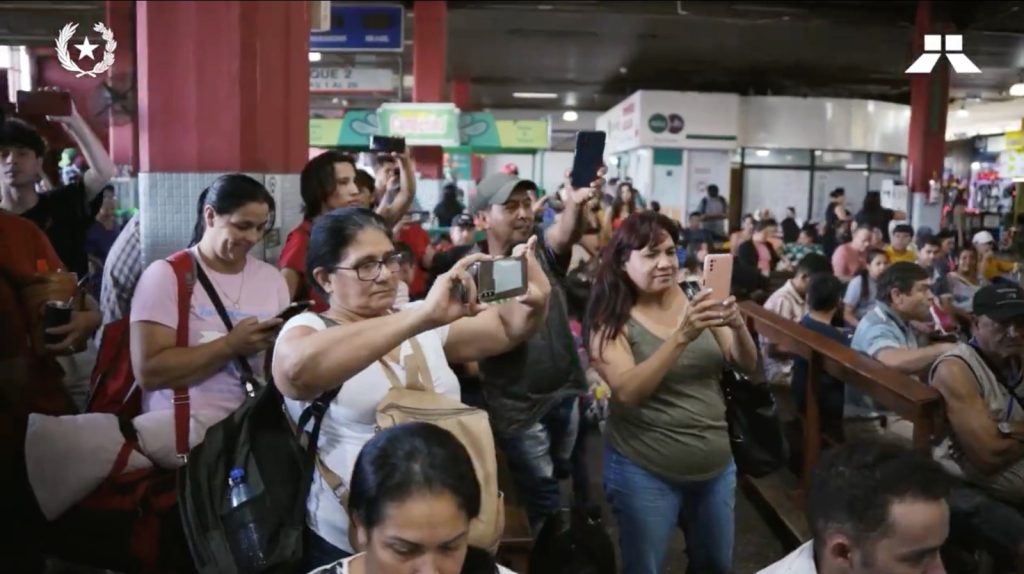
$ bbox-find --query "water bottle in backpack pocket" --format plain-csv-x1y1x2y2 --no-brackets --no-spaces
223,468,270,572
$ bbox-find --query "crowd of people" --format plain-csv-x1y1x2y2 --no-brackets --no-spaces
6,95,1024,574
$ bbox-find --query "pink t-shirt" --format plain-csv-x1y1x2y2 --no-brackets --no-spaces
130,249,290,419
755,242,772,275
831,243,866,279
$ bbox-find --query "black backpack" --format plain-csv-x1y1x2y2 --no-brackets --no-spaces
177,382,337,573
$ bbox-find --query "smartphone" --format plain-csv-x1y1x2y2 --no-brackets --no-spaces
570,131,606,189
370,135,407,154
702,254,733,303
276,300,314,322
454,257,528,304
681,280,701,300
17,90,72,117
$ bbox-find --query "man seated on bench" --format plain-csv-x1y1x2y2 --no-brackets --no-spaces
757,441,952,574
845,262,956,444
762,253,833,387
791,274,849,435
928,283,1024,571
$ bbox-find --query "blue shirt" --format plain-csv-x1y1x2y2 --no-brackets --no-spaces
847,302,918,418
792,315,850,420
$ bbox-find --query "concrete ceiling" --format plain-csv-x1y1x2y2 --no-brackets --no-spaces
7,1,1024,115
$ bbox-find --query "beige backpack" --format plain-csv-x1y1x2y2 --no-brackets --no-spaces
313,329,505,553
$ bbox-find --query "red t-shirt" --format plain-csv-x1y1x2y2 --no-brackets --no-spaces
0,210,70,415
279,219,328,312
396,224,430,298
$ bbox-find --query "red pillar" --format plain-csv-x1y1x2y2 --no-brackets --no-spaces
106,0,137,173
411,0,446,179
135,0,308,262
907,0,949,194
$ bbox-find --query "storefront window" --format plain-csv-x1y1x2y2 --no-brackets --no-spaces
742,148,812,167
869,152,903,173
815,150,869,169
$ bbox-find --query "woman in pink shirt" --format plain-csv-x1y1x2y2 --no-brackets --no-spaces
130,174,290,426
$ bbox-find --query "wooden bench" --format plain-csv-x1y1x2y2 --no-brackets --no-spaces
738,301,945,543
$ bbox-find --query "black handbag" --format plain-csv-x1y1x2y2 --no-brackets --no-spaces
719,370,787,478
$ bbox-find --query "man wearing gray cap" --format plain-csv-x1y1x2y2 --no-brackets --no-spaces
469,167,602,534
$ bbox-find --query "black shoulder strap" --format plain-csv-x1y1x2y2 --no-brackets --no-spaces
292,313,344,454
193,260,258,398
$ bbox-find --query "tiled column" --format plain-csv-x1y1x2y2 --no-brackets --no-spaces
135,1,309,264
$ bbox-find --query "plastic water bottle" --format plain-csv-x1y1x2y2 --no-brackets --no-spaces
226,468,269,570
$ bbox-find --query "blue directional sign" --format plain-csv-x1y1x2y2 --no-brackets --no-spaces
311,4,405,53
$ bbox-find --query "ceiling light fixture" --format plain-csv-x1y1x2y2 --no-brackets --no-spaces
844,163,869,170
308,51,322,63
562,110,579,122
1011,82,1024,97
755,149,771,157
513,92,559,99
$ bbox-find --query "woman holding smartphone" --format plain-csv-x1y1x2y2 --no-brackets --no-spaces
130,175,289,434
586,211,757,574
272,208,551,569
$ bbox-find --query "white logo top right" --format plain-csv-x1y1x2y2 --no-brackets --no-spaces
906,34,981,74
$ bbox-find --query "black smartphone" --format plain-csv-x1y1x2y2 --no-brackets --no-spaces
17,90,72,117
370,135,406,154
454,257,528,304
570,131,606,189
275,300,314,322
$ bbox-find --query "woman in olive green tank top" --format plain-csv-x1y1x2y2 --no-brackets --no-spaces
587,212,758,574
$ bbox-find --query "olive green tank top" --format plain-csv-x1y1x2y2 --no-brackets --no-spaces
606,316,731,482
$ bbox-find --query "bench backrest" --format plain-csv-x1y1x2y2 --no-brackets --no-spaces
739,301,945,492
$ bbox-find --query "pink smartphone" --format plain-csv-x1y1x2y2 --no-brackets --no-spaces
702,254,733,303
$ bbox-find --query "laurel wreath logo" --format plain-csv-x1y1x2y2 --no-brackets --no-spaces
55,22,116,78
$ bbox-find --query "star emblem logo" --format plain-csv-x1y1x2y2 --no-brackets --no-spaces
75,36,98,60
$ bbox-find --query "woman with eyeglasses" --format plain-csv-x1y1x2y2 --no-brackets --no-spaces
271,207,552,570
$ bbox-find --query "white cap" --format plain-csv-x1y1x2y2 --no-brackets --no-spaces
973,230,995,245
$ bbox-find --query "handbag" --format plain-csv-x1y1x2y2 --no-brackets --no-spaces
719,369,786,478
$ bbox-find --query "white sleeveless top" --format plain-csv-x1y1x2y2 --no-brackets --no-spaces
930,343,1024,504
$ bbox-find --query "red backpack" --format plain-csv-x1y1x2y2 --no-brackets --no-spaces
44,250,197,573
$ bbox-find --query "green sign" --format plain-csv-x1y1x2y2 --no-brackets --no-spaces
457,112,549,151
309,109,379,147
648,113,668,134
378,103,460,147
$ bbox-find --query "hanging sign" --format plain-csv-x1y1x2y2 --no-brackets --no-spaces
378,103,460,147
309,66,395,94
310,4,404,52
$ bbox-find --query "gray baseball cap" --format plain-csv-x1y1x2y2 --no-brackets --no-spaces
471,173,537,214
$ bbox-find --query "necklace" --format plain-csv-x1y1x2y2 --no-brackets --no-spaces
196,248,246,309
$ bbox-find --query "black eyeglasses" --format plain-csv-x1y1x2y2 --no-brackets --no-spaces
334,252,404,281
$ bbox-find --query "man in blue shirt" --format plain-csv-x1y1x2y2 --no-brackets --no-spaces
792,273,850,432
846,262,956,444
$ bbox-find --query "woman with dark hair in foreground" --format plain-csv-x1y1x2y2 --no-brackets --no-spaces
308,422,514,574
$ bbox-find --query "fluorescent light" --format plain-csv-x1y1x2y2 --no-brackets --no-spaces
562,110,579,122
308,51,322,62
971,161,981,170
1011,82,1024,97
814,150,823,156
755,149,770,157
844,163,868,169
513,92,559,99
956,108,969,118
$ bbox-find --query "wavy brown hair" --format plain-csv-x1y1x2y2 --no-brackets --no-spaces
585,211,681,357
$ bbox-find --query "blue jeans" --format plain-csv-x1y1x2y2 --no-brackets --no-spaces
494,396,579,534
603,445,736,574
